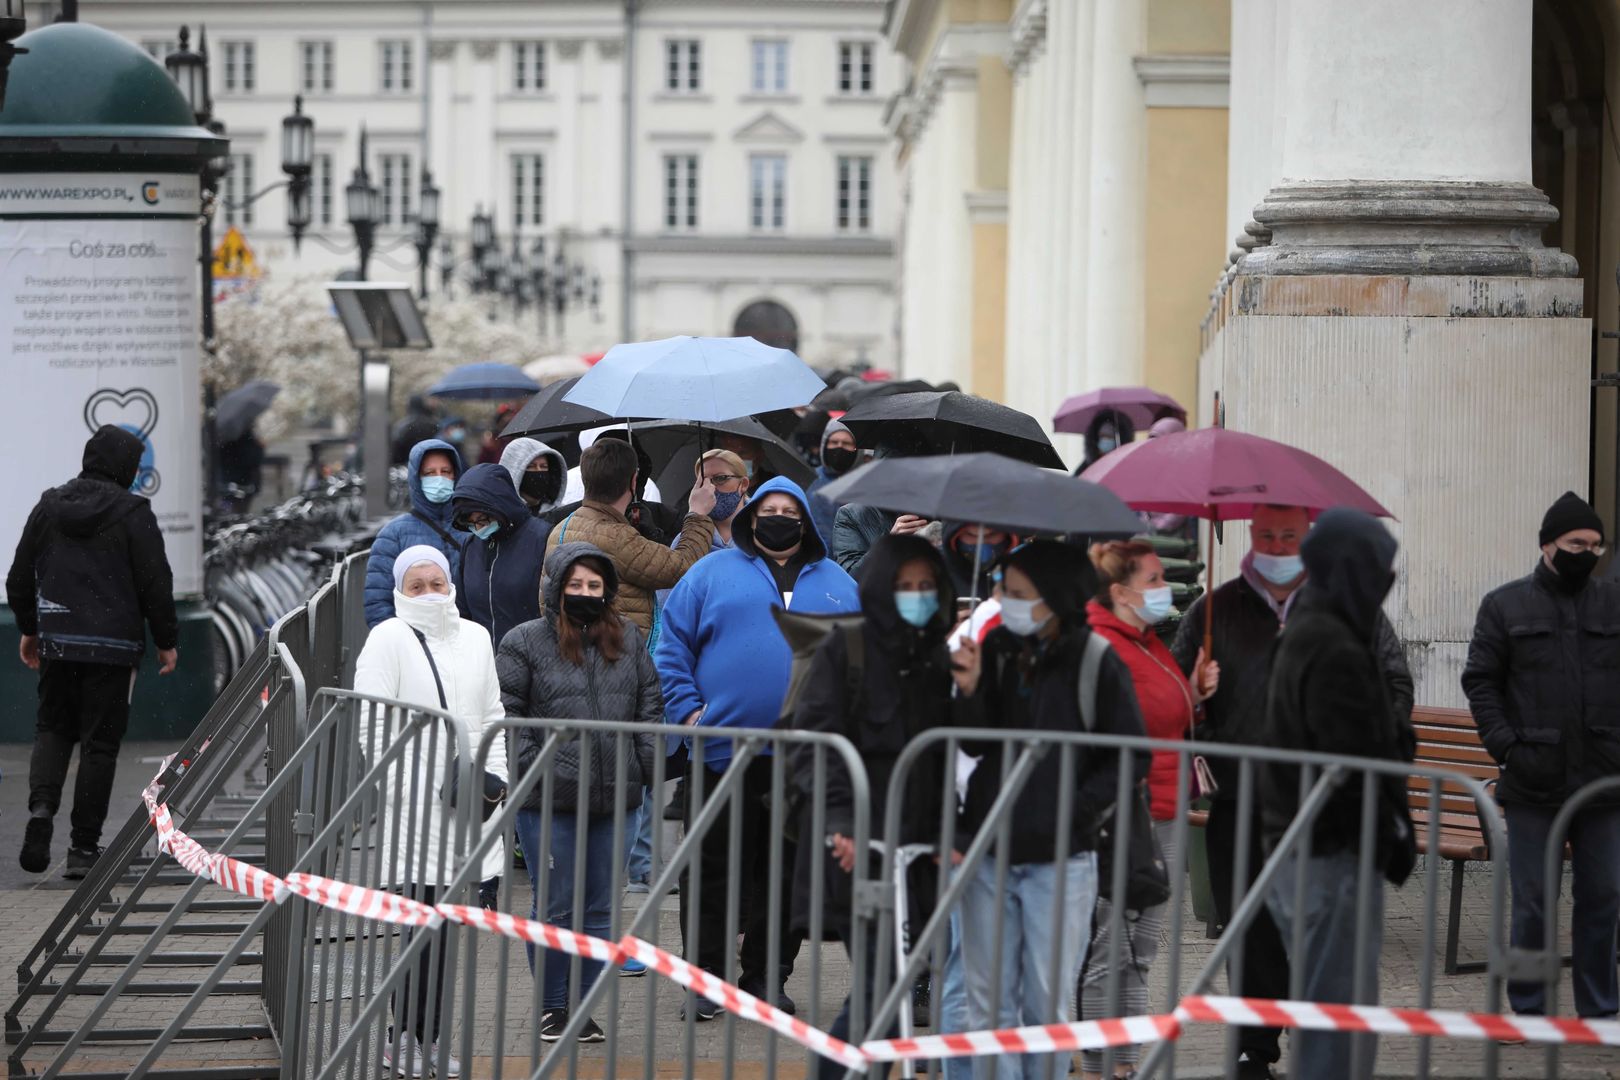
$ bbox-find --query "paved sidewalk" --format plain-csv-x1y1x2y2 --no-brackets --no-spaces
0,741,1615,1078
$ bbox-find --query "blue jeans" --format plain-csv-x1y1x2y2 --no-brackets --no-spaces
1505,801,1620,1017
960,854,1096,1080
515,809,616,1011
941,910,970,1080
1265,849,1382,1080
625,785,654,883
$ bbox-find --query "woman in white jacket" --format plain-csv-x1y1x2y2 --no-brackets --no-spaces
352,545,508,1078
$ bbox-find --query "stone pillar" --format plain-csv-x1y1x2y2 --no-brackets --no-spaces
1083,0,1145,388
1208,0,1589,706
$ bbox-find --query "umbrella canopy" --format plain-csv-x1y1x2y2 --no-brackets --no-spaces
1080,428,1392,520
1053,387,1186,434
819,452,1142,537
634,417,815,506
562,335,825,422
214,380,279,443
522,354,590,386
427,362,542,401
500,376,625,439
838,391,1066,470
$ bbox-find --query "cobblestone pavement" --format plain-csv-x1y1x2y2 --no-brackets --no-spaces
0,742,1614,1078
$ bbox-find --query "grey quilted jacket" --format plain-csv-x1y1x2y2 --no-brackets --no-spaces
497,542,661,815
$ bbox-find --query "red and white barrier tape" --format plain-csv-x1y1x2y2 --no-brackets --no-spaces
1178,995,1620,1049
861,1013,1181,1062
437,903,625,965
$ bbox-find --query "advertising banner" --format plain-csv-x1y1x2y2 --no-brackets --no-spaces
0,174,203,595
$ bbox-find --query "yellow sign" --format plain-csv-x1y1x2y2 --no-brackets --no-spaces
212,226,261,280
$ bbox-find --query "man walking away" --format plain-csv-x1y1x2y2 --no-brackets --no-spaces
8,425,179,879
1261,508,1415,1080
1462,491,1620,1021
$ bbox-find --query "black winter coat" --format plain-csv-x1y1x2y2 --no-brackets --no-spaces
1461,561,1620,807
496,542,660,816
453,463,551,650
832,503,896,577
1172,574,1413,800
5,426,177,666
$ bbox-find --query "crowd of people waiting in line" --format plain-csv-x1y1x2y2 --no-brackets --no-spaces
333,407,1620,1080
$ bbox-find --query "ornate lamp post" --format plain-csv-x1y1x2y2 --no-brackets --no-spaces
344,129,380,280
470,206,493,292
281,96,314,251
414,168,441,299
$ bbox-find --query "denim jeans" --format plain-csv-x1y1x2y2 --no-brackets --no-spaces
1504,801,1620,1017
514,808,616,1011
960,853,1096,1080
1265,849,1382,1080
625,785,654,883
940,911,970,1080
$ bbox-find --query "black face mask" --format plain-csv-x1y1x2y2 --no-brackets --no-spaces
822,447,858,474
562,593,607,626
1551,547,1600,590
753,514,804,554
520,468,561,506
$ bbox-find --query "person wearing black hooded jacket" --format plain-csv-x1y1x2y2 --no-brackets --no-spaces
1259,508,1413,1080
450,463,549,650
7,425,179,878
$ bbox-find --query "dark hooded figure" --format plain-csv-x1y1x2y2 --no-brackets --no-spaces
8,425,179,879
449,463,548,649
1079,410,1136,475
1259,507,1413,1080
390,394,440,465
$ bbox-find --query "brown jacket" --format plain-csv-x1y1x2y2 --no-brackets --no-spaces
544,500,716,632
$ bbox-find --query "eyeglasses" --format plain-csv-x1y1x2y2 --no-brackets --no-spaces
705,474,745,487
458,512,494,529
1559,540,1607,556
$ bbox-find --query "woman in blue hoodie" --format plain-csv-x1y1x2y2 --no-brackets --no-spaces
364,439,468,628
449,463,551,651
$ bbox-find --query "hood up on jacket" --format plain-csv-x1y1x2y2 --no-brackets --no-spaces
819,418,854,461
406,438,465,520
732,476,828,563
50,426,148,538
1299,507,1397,642
82,425,144,488
449,462,532,530
857,533,957,647
1005,540,1097,631
500,438,568,511
542,540,622,615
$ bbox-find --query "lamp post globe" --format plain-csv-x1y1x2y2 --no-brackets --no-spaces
280,95,314,250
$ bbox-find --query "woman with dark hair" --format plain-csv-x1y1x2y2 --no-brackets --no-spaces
496,542,661,1043
1079,410,1137,475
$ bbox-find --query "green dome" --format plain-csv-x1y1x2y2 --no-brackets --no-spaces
0,22,224,162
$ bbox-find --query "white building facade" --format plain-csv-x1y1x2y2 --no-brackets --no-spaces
69,0,900,369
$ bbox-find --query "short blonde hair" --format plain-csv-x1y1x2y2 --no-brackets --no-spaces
695,448,748,481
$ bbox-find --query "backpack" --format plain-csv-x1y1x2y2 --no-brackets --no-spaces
773,609,867,729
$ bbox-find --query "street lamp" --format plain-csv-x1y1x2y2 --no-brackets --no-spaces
470,207,494,292
164,25,207,123
281,95,314,251
0,4,28,111
414,168,441,300
438,235,454,297
345,128,380,280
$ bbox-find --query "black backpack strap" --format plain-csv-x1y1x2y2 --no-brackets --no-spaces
409,510,464,554
409,627,449,710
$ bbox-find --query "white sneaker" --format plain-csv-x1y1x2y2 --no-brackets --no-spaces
381,1035,426,1077
430,1041,462,1077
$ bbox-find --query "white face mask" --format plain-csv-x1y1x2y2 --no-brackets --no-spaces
999,595,1051,637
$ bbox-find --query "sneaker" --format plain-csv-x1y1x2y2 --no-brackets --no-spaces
624,877,651,894
911,971,932,1028
1234,1057,1277,1080
381,1035,427,1077
428,1041,461,1077
680,995,720,1022
64,846,101,881
620,957,648,977
739,977,796,1016
478,878,500,911
539,1008,570,1042
578,1017,606,1043
19,817,51,873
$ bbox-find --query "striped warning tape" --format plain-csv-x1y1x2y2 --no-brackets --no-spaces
1176,995,1620,1049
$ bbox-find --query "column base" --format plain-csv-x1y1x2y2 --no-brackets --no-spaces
1241,180,1580,278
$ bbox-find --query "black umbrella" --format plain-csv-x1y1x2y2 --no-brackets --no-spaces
500,376,617,439
838,391,1065,469
845,377,935,404
214,380,279,443
818,452,1142,538
634,417,814,507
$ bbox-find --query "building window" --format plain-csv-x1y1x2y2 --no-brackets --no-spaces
511,154,545,227
222,41,255,93
141,39,177,61
513,42,547,92
301,41,334,93
380,40,414,93
750,154,786,231
751,40,788,93
379,153,414,226
837,155,872,232
663,154,698,230
838,41,874,94
665,39,701,92
223,153,255,227
313,152,334,227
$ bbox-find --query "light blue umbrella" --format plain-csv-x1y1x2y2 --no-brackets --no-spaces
426,362,541,400
561,336,824,422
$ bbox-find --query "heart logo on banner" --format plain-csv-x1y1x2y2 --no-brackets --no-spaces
83,388,160,439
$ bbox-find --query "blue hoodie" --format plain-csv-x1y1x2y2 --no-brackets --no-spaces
655,476,860,766
452,462,551,650
364,438,468,628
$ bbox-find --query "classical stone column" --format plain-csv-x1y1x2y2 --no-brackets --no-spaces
1208,0,1589,706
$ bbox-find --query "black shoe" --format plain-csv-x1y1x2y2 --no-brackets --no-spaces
577,1017,605,1043
911,971,932,1028
539,1008,569,1042
680,995,720,1022
478,878,500,911
1235,1056,1277,1080
63,847,101,880
20,818,52,874
663,780,687,821
739,977,796,1016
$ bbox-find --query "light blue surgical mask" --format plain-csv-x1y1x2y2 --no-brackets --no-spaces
1132,585,1175,625
1097,437,1118,453
470,521,500,541
998,595,1051,638
420,476,455,504
895,590,940,628
1252,552,1304,586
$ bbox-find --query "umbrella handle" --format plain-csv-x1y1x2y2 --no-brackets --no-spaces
1203,513,1216,660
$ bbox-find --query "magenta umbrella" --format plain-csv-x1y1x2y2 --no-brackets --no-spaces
1053,387,1186,435
1081,427,1392,654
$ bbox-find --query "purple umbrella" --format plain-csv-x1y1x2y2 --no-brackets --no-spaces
1053,387,1186,435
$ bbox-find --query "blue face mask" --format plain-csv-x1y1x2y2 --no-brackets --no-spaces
1252,552,1304,586
470,521,500,541
1097,437,1118,454
420,476,455,504
895,590,940,628
1132,585,1175,625
711,488,744,522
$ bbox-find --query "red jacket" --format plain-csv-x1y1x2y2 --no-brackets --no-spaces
1086,600,1196,820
